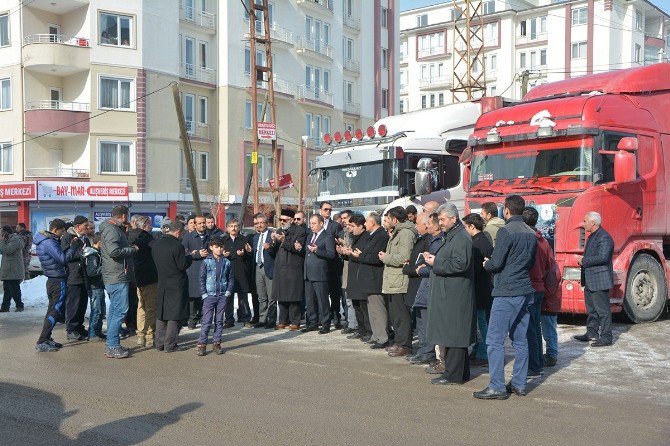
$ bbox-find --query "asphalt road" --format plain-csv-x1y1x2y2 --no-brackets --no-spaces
1,311,669,446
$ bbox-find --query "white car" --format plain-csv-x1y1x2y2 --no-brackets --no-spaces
27,245,43,278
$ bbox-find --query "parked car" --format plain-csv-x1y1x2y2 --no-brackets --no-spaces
27,245,43,278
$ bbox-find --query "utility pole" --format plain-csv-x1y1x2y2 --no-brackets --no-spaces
298,136,308,211
520,70,530,97
451,0,486,102
172,82,202,215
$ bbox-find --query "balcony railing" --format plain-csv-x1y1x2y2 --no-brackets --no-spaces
244,73,297,96
296,0,334,13
23,34,90,47
179,3,216,30
343,14,360,31
344,58,360,73
244,20,295,46
516,32,547,45
25,101,90,111
180,63,216,84
344,101,360,115
296,36,333,59
418,46,445,58
187,122,210,140
297,85,334,106
419,75,452,88
25,167,90,178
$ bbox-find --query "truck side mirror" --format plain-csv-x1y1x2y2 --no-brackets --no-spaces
614,150,636,184
462,164,471,191
616,137,638,151
415,158,433,195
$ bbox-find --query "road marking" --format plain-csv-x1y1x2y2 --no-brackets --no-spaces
228,352,263,359
286,360,327,368
532,397,596,410
359,371,402,380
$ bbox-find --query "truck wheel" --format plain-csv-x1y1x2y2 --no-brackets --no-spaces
623,253,667,323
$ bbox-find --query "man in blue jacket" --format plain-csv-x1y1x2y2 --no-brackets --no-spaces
474,195,537,400
34,219,83,352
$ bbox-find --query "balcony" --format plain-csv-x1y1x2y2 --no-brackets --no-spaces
400,83,408,94
179,2,216,32
244,74,297,97
296,36,333,60
343,101,360,116
343,15,360,32
418,46,445,58
419,75,452,89
25,101,90,137
25,167,90,179
23,34,91,75
296,0,334,15
516,33,547,46
485,69,497,81
187,122,211,142
180,63,216,86
343,58,360,75
297,85,334,108
244,21,294,47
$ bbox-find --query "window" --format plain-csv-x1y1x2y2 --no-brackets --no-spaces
520,20,526,37
0,78,10,110
199,97,208,124
634,44,641,63
99,141,132,174
484,22,498,45
0,14,8,46
323,116,330,138
421,95,427,109
345,81,354,103
382,48,388,69
451,9,463,21
571,7,587,26
429,94,435,108
530,51,537,68
323,69,330,92
416,14,428,27
490,86,497,96
472,59,481,73
540,49,547,66
184,93,195,133
382,89,389,109
490,54,497,70
519,52,526,68
635,10,643,31
99,12,132,46
0,142,11,173
199,152,209,180
438,93,444,106
381,7,388,28
482,1,495,15
540,16,547,33
245,100,270,128
199,41,208,68
99,76,133,110
571,41,587,59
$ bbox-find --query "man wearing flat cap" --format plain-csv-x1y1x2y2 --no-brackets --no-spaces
60,215,92,341
271,209,307,330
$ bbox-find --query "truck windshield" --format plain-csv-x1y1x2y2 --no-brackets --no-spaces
470,146,593,187
317,160,398,196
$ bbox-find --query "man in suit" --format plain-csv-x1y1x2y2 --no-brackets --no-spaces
272,209,306,330
302,214,336,334
182,215,210,329
252,213,276,329
574,211,614,347
319,201,344,329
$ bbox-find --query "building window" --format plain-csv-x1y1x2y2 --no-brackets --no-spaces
490,86,497,96
421,95,427,109
519,52,526,68
634,44,641,63
305,112,312,138
0,78,10,110
399,99,405,114
490,54,497,70
0,14,8,47
416,14,427,27
635,10,643,31
429,94,435,108
571,7,587,26
571,41,587,59
381,89,388,109
530,51,537,68
199,97,208,124
99,76,133,110
381,7,388,28
438,93,444,106
99,141,132,174
0,142,11,173
482,1,495,15
382,48,389,68
245,153,273,185
520,20,526,37
484,22,498,46
184,93,195,133
199,152,209,180
540,49,547,66
99,12,132,46
540,16,547,33
324,69,330,92
245,100,269,129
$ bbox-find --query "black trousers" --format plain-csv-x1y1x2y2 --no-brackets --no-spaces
251,292,259,323
65,283,88,334
585,288,613,343
125,284,138,330
278,302,301,325
305,280,331,328
188,297,203,326
352,300,371,337
1,280,23,310
37,279,67,344
328,277,342,324
388,293,412,348
224,293,251,324
442,347,470,383
156,319,181,351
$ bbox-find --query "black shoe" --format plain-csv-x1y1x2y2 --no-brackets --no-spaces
105,346,130,359
156,345,164,351
15,306,24,312
46,339,63,349
370,341,389,349
187,323,197,330
591,339,612,347
431,377,461,386
264,324,275,329
67,331,85,341
543,354,557,367
0,307,9,313
77,327,89,337
473,387,510,400
333,323,342,330
318,327,330,334
505,382,527,396
165,344,189,353
573,334,595,342
361,335,372,343
301,325,319,333
410,355,435,365
527,370,544,378
341,327,356,334
223,322,234,329
253,322,266,328
346,333,362,340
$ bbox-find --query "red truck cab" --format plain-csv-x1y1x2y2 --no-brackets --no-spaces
464,63,670,322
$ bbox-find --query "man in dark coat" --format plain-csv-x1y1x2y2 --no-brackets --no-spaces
222,218,252,328
205,213,225,237
153,220,192,352
344,213,369,339
60,215,92,341
425,202,475,385
302,214,336,334
128,215,159,347
245,229,260,325
182,215,210,329
319,201,344,328
272,209,306,329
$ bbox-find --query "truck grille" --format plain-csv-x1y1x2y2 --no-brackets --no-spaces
579,227,586,249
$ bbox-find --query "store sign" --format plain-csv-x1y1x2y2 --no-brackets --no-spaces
37,181,129,202
257,122,276,140
0,181,37,202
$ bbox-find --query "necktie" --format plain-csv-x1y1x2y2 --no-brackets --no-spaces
256,232,264,264
311,233,317,245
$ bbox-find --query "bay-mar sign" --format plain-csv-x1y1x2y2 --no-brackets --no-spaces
0,181,129,202
257,122,277,140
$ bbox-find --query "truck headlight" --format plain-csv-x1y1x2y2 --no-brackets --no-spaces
562,267,581,281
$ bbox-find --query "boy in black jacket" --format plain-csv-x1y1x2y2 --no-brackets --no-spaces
83,233,106,341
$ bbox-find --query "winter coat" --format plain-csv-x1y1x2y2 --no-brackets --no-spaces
18,229,32,261
580,227,614,292
83,247,104,290
0,233,26,281
402,233,431,306
60,228,90,285
472,231,494,311
208,226,225,238
324,219,343,285
271,224,307,302
182,230,211,297
34,231,79,279
339,229,353,289
99,219,136,285
128,228,158,287
381,221,417,295
199,255,234,297
345,231,368,300
484,215,537,297
222,234,250,293
529,230,552,293
354,228,389,296
412,233,443,308
426,221,476,348
153,234,192,321
483,216,506,246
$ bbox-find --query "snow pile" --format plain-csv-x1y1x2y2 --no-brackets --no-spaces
18,275,49,312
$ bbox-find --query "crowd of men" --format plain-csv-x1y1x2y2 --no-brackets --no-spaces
23,196,615,398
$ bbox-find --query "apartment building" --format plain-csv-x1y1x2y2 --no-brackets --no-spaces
399,0,670,113
0,0,397,229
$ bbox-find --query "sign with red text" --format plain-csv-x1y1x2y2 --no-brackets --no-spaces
37,181,129,202
257,122,277,140
268,174,293,190
0,182,37,201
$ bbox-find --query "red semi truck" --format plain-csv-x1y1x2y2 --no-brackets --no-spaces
463,63,670,323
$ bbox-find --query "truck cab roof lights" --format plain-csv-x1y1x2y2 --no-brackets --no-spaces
334,132,343,144
344,130,353,142
355,128,364,140
486,128,501,143
367,126,376,138
323,133,332,145
378,124,388,137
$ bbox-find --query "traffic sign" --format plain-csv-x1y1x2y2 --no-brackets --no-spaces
257,122,277,140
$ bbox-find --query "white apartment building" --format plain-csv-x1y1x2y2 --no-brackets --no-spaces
0,0,397,229
399,0,670,113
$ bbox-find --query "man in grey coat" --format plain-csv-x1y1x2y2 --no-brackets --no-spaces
99,205,138,359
